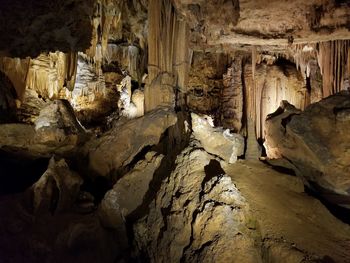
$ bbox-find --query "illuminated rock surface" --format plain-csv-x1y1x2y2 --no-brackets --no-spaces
191,112,244,163
265,92,350,208
83,107,177,177
0,0,350,262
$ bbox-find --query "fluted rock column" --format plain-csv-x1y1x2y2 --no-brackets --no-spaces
221,56,243,132
145,0,190,112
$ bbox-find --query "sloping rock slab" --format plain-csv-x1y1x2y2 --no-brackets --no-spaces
264,92,350,207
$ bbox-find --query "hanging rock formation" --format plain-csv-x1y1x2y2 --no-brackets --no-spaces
145,0,190,111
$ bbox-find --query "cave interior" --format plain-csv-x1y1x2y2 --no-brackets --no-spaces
0,0,350,262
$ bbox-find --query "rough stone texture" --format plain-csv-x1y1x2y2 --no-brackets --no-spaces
264,92,350,207
133,144,261,263
16,89,48,124
222,57,243,132
34,100,86,148
191,113,244,163
31,157,83,214
99,151,163,225
186,51,228,115
173,0,350,49
0,100,87,157
84,107,177,177
223,160,350,263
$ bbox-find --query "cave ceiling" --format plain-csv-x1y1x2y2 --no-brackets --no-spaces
0,0,349,57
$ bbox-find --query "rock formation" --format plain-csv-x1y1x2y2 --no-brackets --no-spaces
83,107,177,177
133,144,261,263
265,92,350,208
0,99,87,158
0,0,350,262
191,113,244,163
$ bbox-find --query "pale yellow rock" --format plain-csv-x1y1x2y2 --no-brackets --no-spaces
84,107,177,177
191,113,244,163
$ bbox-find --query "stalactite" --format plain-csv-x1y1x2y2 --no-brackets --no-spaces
65,52,78,91
252,46,257,81
0,57,30,100
317,40,350,97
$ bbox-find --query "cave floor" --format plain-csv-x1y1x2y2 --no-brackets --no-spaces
223,160,350,262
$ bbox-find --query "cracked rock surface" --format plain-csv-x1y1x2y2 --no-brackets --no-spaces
133,143,261,263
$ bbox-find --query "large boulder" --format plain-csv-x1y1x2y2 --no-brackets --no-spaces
99,151,163,226
133,144,261,263
84,107,177,177
264,92,350,207
0,99,87,157
31,157,83,214
34,99,86,147
191,113,244,163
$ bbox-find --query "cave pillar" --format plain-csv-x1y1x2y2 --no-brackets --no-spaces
221,56,243,132
145,0,190,112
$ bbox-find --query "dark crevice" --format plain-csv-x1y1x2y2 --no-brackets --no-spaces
281,113,298,130
125,113,191,261
0,150,49,196
305,184,350,225
260,159,296,176
201,160,225,200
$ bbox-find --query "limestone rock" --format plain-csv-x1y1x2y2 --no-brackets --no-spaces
186,51,228,115
173,0,350,49
133,145,261,262
191,113,244,163
264,92,350,207
31,157,83,214
99,152,163,228
0,99,87,157
34,99,86,149
16,89,48,124
84,107,177,177
244,63,307,139
222,57,243,132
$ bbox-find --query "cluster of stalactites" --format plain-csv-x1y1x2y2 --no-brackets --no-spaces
248,40,350,138
287,40,350,97
317,40,350,96
0,52,78,100
249,48,309,139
